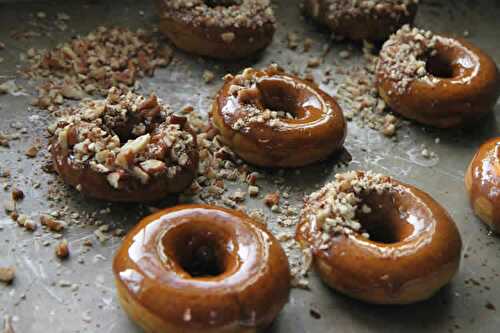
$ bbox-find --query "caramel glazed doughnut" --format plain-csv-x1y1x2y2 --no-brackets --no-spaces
113,204,291,333
303,0,418,41
296,171,462,304
50,88,198,202
465,137,500,234
155,0,276,59
212,65,347,168
377,25,500,128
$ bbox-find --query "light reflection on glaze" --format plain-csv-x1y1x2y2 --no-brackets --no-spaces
125,208,270,290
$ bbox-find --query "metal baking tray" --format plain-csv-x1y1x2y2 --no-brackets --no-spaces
0,0,499,332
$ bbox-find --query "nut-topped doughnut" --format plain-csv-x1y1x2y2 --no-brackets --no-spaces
113,204,291,333
155,0,276,59
212,65,347,168
50,88,198,202
465,138,500,234
296,171,462,304
376,25,500,128
304,0,418,41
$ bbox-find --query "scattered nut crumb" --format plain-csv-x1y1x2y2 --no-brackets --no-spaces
0,267,15,284
55,239,70,259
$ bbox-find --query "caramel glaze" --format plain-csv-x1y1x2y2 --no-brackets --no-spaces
378,37,500,128
51,126,198,203
113,205,291,333
155,1,275,60
212,69,347,168
465,138,500,234
296,181,462,304
303,0,418,41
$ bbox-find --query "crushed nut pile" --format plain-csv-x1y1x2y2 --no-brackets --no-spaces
300,170,402,249
377,25,439,95
22,26,172,110
49,88,196,189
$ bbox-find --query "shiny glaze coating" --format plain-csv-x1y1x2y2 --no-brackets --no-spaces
465,138,500,234
51,124,198,203
155,0,275,59
378,36,500,128
303,0,418,41
113,205,291,333
212,67,347,168
296,178,462,304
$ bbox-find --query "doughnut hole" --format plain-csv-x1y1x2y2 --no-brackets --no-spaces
356,190,419,244
256,77,323,120
161,224,236,278
425,53,455,78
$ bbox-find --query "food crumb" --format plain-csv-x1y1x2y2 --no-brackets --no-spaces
55,239,70,259
25,145,39,158
0,267,16,284
203,70,215,83
11,188,24,201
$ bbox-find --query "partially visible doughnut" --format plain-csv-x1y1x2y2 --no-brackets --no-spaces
155,0,276,59
465,137,500,234
304,0,418,41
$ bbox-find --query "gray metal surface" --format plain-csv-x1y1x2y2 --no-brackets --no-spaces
0,0,499,332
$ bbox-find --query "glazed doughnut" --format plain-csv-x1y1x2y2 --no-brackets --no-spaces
50,88,198,202
113,204,291,333
303,0,418,41
212,65,347,168
155,0,276,59
377,25,500,128
465,138,500,234
296,171,462,304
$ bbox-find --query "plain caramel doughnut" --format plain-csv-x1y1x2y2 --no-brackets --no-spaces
304,0,418,41
296,171,462,304
155,0,276,59
377,25,500,128
50,88,198,202
113,204,291,333
465,138,500,234
212,65,347,168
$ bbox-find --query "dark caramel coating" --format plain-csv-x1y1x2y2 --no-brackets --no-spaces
296,179,462,304
212,68,347,168
113,205,291,333
378,37,500,128
155,0,275,59
51,125,198,203
303,0,418,41
465,138,500,234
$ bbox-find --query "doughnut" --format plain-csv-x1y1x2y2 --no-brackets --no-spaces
377,25,500,128
113,204,291,333
212,65,347,168
50,88,198,202
155,0,276,59
465,138,500,234
296,171,462,304
303,0,418,41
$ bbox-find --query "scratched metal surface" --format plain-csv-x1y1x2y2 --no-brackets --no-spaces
0,0,499,332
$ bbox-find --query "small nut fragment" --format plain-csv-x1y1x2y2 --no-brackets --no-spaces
116,134,151,168
140,160,166,175
40,214,66,232
248,185,259,197
25,146,39,158
107,172,123,189
264,192,280,207
55,239,70,259
0,267,15,284
221,32,235,43
11,188,24,201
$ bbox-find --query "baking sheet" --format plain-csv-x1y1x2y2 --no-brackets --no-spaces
0,0,499,332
